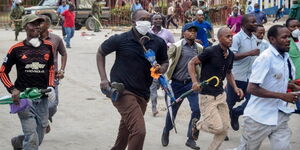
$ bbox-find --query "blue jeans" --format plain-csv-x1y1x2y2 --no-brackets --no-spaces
163,80,200,139
296,98,300,111
63,27,74,47
226,80,251,117
17,97,49,150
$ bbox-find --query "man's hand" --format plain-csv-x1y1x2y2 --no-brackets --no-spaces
56,70,65,80
192,82,201,92
280,93,300,103
234,88,244,99
154,64,163,74
11,88,20,105
100,79,110,91
46,87,56,102
248,49,260,56
195,39,202,44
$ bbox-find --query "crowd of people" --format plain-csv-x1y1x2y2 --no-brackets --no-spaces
2,0,300,150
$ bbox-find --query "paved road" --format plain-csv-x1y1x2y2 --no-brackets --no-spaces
0,21,300,150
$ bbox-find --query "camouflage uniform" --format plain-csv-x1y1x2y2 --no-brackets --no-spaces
10,4,25,41
92,1,102,32
184,6,199,23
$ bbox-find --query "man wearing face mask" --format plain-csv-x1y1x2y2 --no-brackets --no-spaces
286,18,300,112
227,14,259,132
0,14,55,150
250,3,267,25
161,23,202,150
227,7,243,34
253,24,269,52
96,9,168,150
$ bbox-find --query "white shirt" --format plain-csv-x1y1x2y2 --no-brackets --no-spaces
244,45,295,125
230,29,258,82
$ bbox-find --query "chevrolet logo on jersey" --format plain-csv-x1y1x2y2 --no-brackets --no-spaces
25,62,46,73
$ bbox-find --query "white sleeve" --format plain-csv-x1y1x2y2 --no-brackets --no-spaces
249,54,270,84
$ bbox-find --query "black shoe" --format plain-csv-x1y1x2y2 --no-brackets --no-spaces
293,109,300,114
224,136,229,141
230,112,240,131
185,139,200,150
191,118,199,140
161,131,169,147
11,135,24,150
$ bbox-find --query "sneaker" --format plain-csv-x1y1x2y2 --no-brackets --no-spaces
46,124,51,134
161,131,169,146
191,118,199,140
11,135,24,150
185,139,200,150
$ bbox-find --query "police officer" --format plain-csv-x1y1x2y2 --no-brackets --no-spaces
92,0,102,32
10,0,24,41
184,0,199,23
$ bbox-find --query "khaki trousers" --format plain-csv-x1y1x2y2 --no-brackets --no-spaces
196,92,230,150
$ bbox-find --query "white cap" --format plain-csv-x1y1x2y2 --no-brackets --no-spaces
197,10,204,15
15,0,22,4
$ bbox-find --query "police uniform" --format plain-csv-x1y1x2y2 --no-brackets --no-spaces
92,0,102,32
184,6,199,23
10,4,25,41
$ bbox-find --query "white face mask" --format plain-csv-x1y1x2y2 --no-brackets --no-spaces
292,29,300,38
29,38,41,47
135,21,151,35
256,38,262,43
254,35,262,43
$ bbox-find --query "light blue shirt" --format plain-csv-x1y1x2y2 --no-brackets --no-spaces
131,3,143,12
257,39,269,52
230,29,258,82
57,4,69,14
246,5,253,14
244,45,295,125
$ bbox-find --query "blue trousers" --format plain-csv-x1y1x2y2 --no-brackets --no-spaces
63,27,74,47
17,97,49,150
163,80,200,139
226,80,251,117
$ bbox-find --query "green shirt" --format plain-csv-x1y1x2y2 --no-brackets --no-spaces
289,38,300,79
10,5,25,21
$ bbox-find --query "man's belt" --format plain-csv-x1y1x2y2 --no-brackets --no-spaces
172,78,192,84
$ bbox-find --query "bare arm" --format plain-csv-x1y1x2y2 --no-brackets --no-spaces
234,48,260,60
247,82,300,103
188,56,201,91
96,48,110,90
210,29,215,42
60,54,67,71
